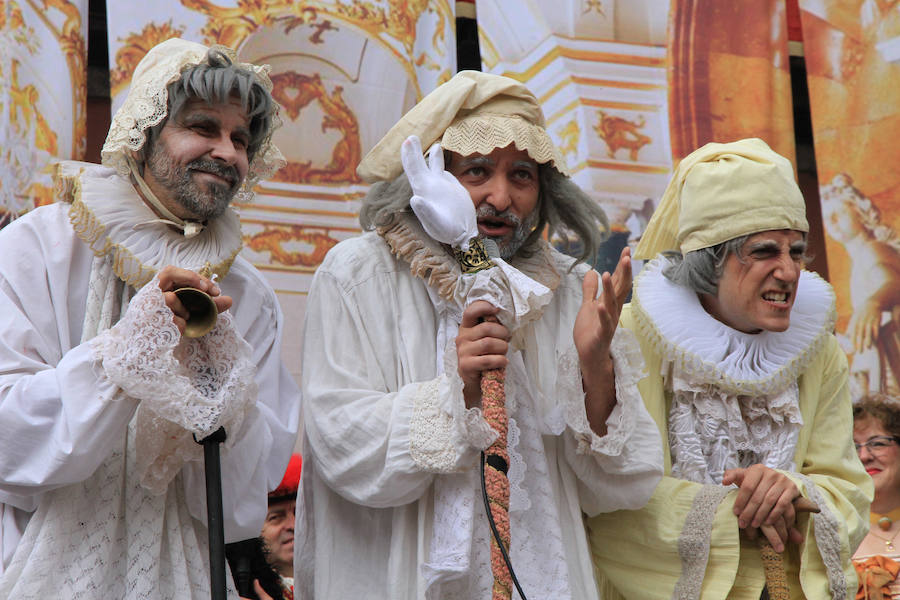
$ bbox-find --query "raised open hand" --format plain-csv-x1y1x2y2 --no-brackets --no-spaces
573,247,632,370
401,135,478,250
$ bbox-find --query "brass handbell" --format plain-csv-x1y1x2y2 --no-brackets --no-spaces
174,263,218,338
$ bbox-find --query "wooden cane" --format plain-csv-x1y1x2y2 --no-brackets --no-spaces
453,239,515,599
481,367,512,600
758,497,820,600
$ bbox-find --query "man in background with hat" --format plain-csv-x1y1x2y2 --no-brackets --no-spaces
230,454,302,600
0,38,299,597
295,70,663,599
261,453,301,597
587,138,871,598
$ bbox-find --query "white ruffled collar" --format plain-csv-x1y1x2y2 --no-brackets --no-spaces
67,164,243,288
632,256,836,396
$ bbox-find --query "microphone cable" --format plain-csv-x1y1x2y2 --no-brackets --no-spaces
480,450,529,600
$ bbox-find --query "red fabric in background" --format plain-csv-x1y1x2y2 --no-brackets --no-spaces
786,0,803,41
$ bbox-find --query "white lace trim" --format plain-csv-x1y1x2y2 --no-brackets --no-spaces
632,256,836,396
794,473,847,600
668,379,803,485
91,273,257,494
410,377,465,473
455,257,553,346
561,327,644,457
68,165,243,289
428,353,574,599
100,39,285,205
422,471,477,591
0,442,235,599
0,249,241,597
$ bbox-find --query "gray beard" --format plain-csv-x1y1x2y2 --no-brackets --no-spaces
477,205,540,260
146,149,239,220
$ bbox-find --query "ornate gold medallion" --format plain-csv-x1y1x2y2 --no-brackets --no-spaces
453,237,493,274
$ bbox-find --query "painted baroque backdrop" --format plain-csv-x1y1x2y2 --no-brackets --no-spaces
1,0,898,394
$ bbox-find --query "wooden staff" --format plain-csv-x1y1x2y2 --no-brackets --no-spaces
454,239,513,599
481,367,512,600
759,497,820,600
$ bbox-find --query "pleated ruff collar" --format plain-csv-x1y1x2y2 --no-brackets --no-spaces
632,256,836,396
66,165,243,289
377,212,562,302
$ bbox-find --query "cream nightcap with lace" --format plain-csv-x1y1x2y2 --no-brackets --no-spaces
100,37,285,205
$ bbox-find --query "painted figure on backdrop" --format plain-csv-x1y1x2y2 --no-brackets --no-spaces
821,173,900,397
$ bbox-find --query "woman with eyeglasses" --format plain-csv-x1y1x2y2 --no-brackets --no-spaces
853,394,900,598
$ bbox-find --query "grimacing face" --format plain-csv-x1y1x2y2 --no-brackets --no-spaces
142,97,251,220
700,229,807,333
446,144,540,259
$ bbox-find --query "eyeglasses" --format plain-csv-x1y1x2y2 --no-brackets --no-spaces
855,436,900,454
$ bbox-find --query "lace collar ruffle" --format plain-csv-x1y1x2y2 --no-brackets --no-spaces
377,212,562,302
67,164,243,289
632,256,836,396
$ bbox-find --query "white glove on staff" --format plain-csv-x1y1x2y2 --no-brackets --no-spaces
401,134,478,251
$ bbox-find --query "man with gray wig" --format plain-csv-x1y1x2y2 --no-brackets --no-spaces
296,70,663,599
587,138,871,599
360,147,610,263
0,38,299,597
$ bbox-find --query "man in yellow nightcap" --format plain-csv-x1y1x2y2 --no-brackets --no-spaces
587,138,872,599
295,70,663,599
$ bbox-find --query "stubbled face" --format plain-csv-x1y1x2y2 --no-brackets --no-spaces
142,97,250,220
700,229,807,333
260,498,295,577
447,145,540,259
854,417,900,503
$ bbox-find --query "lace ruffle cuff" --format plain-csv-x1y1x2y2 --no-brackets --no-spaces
409,345,499,473
456,258,552,345
560,328,645,457
90,274,257,494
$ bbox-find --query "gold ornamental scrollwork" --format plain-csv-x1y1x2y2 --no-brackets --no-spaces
7,59,58,156
244,226,339,268
268,71,362,184
110,21,187,97
178,0,452,98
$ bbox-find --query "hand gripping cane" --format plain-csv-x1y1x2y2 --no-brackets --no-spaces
758,496,820,600
455,238,520,600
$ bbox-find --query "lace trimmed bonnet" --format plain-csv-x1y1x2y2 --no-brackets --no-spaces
634,138,809,259
100,37,286,204
356,70,569,182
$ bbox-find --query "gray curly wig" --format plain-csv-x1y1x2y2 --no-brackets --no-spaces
359,162,610,265
140,48,276,165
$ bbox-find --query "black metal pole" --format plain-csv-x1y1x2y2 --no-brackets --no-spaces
199,426,228,600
